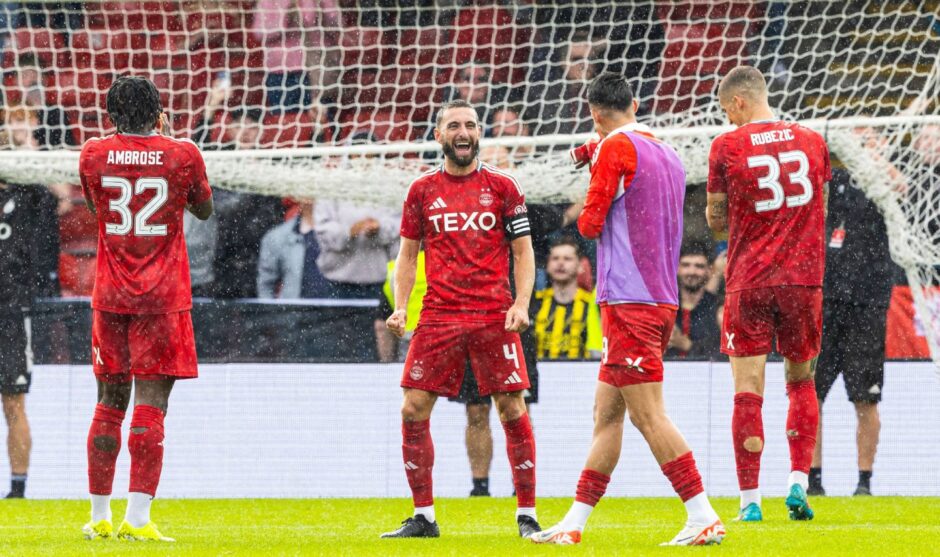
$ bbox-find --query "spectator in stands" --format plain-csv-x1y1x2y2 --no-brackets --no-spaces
488,105,532,161
2,104,40,150
434,63,508,127
810,165,899,497
315,197,400,299
525,31,604,136
0,178,60,498
192,79,284,298
532,236,602,360
665,242,721,360
257,199,330,299
252,0,341,112
184,211,217,298
8,54,74,147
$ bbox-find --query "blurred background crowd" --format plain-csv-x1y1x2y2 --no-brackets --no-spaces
0,1,935,363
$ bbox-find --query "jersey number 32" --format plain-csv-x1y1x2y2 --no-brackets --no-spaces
102,176,169,236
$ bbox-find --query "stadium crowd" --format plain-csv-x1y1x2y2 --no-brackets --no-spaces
0,1,793,365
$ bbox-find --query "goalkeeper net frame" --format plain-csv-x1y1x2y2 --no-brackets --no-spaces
0,1,938,368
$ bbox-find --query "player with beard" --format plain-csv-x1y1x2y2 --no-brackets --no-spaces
382,99,540,539
666,243,721,360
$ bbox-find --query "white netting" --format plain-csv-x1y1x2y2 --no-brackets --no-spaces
0,0,939,365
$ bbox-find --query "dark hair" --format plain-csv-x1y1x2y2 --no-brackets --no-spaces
106,75,162,134
435,98,478,128
549,235,582,257
587,72,634,112
679,240,714,263
229,107,262,123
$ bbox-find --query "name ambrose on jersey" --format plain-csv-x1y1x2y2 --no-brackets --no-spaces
106,150,164,166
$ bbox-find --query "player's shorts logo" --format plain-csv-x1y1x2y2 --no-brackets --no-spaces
479,193,494,207
0,223,10,241
409,365,424,381
625,356,645,373
725,332,736,350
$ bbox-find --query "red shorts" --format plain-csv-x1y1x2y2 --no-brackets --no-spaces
598,304,676,388
402,320,528,397
91,310,198,384
721,286,822,362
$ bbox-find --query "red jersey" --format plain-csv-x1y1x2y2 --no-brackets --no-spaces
400,162,530,323
79,132,212,314
708,120,831,292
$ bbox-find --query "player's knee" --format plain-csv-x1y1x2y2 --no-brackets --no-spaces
466,405,490,429
401,398,429,421
743,436,763,453
627,409,657,434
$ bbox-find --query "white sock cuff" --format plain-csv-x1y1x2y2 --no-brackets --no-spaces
789,471,809,491
414,505,435,523
516,507,537,520
740,488,761,509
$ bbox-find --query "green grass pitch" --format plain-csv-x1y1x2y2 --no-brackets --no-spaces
2,496,938,556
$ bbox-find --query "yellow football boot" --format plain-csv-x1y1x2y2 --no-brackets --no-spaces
116,520,175,542
82,519,113,540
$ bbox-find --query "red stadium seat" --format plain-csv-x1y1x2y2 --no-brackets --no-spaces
341,27,383,68
71,30,130,71
8,27,70,68
262,111,317,148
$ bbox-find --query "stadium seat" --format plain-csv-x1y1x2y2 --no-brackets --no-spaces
8,27,70,68
71,30,130,72
341,26,383,68
58,185,98,297
262,111,317,148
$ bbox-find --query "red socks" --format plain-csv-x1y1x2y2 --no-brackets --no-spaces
786,379,819,474
661,451,704,502
575,468,610,506
128,405,165,496
732,392,764,491
87,404,126,496
402,419,435,508
502,414,536,508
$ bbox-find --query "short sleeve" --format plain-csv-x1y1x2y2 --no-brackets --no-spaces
706,135,728,194
399,180,423,240
185,143,212,205
78,144,94,201
500,175,530,240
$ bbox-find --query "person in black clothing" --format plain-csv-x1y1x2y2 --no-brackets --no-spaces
810,166,898,497
191,83,284,298
0,182,60,498
666,241,721,360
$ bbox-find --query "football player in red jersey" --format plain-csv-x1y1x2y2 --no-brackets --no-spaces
78,76,213,542
381,99,540,540
706,66,831,523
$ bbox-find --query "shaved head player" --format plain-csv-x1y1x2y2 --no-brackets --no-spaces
707,66,831,523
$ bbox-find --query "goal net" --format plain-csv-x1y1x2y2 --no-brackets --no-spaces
0,1,938,366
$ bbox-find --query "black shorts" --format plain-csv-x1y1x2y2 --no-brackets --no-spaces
816,299,887,404
0,314,31,396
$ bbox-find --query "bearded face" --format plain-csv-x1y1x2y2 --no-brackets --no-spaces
436,106,482,169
